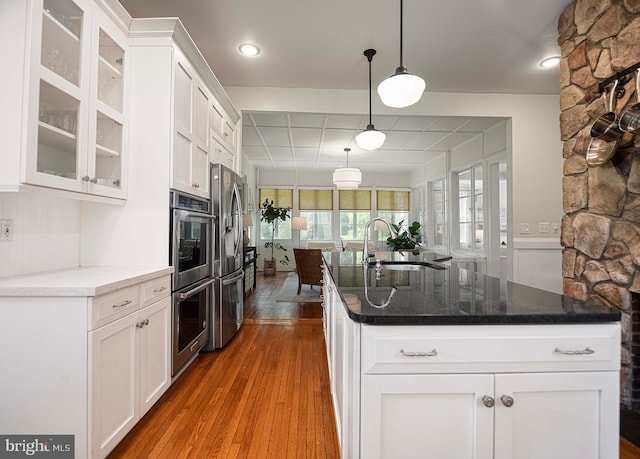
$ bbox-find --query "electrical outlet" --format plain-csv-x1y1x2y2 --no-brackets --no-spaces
539,222,550,233
519,223,530,234
0,219,13,242
552,223,559,234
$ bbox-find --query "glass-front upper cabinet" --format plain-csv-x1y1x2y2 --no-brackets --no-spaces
25,0,128,199
31,0,88,192
89,24,126,194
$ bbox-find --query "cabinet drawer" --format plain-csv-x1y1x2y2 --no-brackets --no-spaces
361,323,621,374
90,285,140,330
140,275,171,307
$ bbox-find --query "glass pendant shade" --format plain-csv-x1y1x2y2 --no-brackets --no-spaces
333,168,362,190
378,67,426,108
356,125,386,150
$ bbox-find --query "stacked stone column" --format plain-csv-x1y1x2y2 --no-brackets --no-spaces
559,0,640,408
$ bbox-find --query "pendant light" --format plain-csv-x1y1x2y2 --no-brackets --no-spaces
356,49,386,151
377,0,426,108
333,148,362,190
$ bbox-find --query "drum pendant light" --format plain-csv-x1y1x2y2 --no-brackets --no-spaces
377,0,426,108
356,49,386,151
333,148,362,190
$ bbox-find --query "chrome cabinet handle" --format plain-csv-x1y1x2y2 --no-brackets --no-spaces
81,175,90,181
482,396,495,408
400,349,438,357
143,319,149,326
193,183,200,189
554,347,595,355
136,319,150,328
90,177,98,183
501,395,514,407
113,299,132,308
153,286,167,293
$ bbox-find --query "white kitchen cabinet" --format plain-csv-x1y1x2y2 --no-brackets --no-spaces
361,371,618,459
1,0,129,201
172,55,210,198
127,18,241,199
0,268,172,459
209,97,237,171
90,294,171,458
322,267,621,459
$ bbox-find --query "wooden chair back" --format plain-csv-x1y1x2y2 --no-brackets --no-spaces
293,248,324,294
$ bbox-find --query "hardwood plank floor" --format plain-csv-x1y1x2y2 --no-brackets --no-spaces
109,272,337,458
109,270,639,458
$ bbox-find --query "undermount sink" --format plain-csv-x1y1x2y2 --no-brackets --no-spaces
367,261,448,271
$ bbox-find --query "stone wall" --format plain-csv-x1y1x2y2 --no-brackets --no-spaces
559,0,640,409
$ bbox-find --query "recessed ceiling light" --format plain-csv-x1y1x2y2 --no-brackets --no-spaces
539,56,561,68
239,43,260,57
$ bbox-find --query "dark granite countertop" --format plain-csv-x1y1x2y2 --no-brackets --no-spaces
323,251,621,326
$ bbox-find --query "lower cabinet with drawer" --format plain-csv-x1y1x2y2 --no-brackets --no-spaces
322,270,621,459
0,268,172,459
89,278,171,458
356,324,621,459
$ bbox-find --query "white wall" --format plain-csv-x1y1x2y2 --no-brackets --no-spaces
0,193,80,277
228,87,563,290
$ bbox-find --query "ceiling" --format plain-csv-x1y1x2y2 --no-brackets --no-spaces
119,0,570,174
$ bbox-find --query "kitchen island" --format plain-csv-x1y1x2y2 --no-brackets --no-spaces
321,251,621,459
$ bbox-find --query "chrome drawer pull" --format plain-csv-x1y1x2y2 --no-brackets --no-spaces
482,396,495,408
554,347,595,356
153,286,167,293
400,349,438,357
113,299,132,308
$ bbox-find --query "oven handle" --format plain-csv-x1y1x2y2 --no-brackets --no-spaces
222,271,244,286
176,210,216,220
178,278,215,299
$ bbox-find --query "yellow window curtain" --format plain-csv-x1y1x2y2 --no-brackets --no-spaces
377,190,410,211
299,189,333,210
339,190,371,210
259,188,293,208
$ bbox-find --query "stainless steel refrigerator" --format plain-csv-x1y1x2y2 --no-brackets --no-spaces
203,163,244,350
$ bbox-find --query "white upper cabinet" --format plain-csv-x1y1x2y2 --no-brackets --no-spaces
1,0,129,201
128,18,241,197
171,54,210,198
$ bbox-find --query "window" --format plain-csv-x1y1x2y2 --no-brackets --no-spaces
299,189,333,241
428,178,446,247
339,190,371,241
259,188,293,239
457,165,483,251
377,190,410,242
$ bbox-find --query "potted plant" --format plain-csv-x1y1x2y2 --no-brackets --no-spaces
259,198,291,276
386,220,422,255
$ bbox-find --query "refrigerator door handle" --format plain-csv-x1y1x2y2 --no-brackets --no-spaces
222,270,244,286
231,183,243,259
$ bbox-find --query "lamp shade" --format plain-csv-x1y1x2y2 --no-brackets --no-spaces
377,67,426,108
292,216,307,231
333,168,362,190
356,125,386,151
242,214,253,227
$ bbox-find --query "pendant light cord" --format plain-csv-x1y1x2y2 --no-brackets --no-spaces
363,49,377,128
345,148,351,167
399,0,404,68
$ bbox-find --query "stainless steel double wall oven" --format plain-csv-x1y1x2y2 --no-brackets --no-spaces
169,190,213,375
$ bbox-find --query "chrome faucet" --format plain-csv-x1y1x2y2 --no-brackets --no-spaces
363,217,397,265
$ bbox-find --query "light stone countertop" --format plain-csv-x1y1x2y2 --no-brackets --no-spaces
0,266,174,297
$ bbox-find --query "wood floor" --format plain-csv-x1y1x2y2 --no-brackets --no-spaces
108,272,337,458
109,271,640,458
